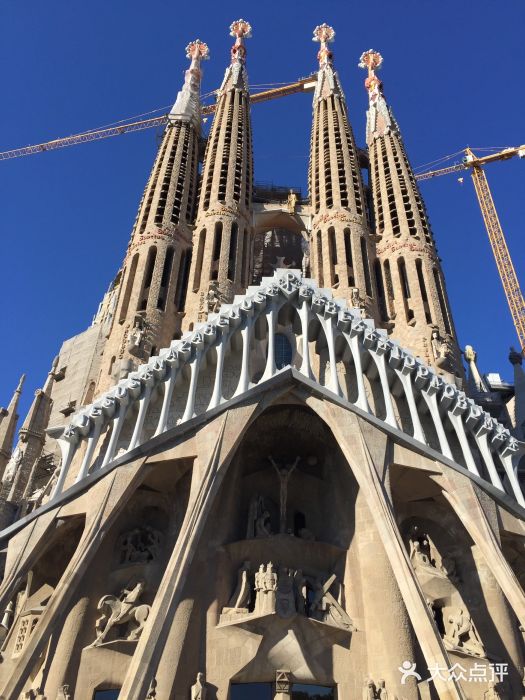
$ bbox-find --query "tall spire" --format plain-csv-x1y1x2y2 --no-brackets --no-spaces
0,375,24,475
170,39,209,126
184,20,254,326
308,25,378,317
360,50,463,382
96,40,207,393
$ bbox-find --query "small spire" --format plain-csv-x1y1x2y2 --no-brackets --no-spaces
229,19,252,64
169,39,210,125
312,24,335,67
359,49,395,145
15,374,25,395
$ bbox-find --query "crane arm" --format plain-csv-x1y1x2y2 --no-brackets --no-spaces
470,165,525,352
415,144,525,181
0,77,317,161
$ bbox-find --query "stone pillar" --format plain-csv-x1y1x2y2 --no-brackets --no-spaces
355,487,419,699
274,669,292,700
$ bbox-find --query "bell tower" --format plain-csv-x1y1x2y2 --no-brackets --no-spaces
308,25,378,318
183,20,254,327
96,39,209,393
360,50,463,380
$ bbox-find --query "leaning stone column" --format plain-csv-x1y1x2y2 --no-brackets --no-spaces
356,486,419,699
42,595,90,697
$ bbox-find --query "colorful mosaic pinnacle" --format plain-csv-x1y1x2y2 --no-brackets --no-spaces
313,23,335,67
359,49,384,95
185,39,210,62
229,18,252,40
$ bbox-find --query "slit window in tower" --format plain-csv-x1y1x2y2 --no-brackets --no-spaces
108,356,116,376
175,249,192,311
228,222,238,282
157,247,174,311
328,227,337,285
316,230,324,287
137,246,157,311
416,259,432,324
344,228,353,285
211,222,223,281
119,254,139,324
374,260,388,322
433,267,452,334
241,229,249,287
360,238,372,297
275,333,293,370
192,229,206,292
398,257,414,322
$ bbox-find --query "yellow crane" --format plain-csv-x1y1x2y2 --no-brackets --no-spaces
0,76,316,161
415,145,525,353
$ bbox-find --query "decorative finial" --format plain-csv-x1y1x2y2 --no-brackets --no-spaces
359,49,384,100
185,39,210,62
312,24,335,67
16,375,25,393
229,19,252,64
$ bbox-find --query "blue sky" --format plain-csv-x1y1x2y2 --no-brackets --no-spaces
1,0,524,422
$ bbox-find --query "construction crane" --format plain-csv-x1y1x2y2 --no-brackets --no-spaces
0,76,317,161
416,145,525,352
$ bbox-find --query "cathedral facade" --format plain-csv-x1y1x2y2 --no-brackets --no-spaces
0,20,525,700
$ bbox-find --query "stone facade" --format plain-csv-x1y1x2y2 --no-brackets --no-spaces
0,21,524,700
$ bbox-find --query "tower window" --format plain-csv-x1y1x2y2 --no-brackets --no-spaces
374,259,388,322
275,333,292,370
433,267,452,334
416,258,432,324
175,249,192,311
192,229,206,291
119,253,139,324
228,222,238,282
360,238,372,297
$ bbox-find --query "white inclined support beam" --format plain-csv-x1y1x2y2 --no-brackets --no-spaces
45,270,524,510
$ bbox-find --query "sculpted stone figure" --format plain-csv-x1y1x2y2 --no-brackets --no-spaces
445,607,485,656
228,561,251,610
191,672,207,700
287,189,297,213
431,327,452,369
268,455,299,533
206,282,221,313
128,319,145,353
91,580,150,646
254,564,266,613
363,678,376,700
376,679,388,699
118,527,163,565
246,494,271,538
276,567,296,618
2,445,24,485
264,562,278,614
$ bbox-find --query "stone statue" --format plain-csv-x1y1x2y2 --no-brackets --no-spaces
2,445,24,485
294,569,307,615
351,287,363,308
445,607,485,656
276,567,296,618
409,529,434,569
91,580,150,646
118,527,163,565
228,561,251,609
246,494,271,538
263,562,278,614
376,679,388,699
254,564,266,613
431,327,451,369
287,189,298,213
309,574,352,629
128,319,145,353
268,455,300,533
57,685,71,700
301,236,310,277
206,282,221,313
146,678,157,699
363,678,376,700
191,672,207,700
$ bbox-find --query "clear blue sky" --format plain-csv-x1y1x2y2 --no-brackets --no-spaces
1,0,524,423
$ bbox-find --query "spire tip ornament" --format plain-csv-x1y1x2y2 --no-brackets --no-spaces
185,39,210,62
229,19,252,40
312,23,335,67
